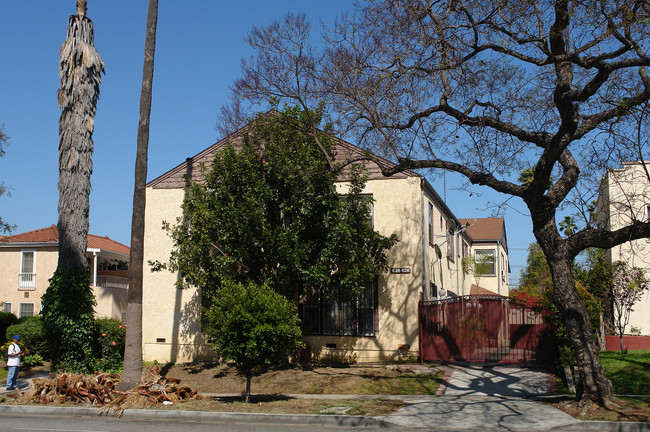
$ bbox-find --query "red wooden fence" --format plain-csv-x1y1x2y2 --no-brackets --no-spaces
419,295,556,365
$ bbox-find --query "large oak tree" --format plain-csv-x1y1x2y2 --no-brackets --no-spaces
222,0,650,405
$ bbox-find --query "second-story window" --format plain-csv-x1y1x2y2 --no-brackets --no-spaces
474,250,496,276
447,227,455,261
19,250,36,289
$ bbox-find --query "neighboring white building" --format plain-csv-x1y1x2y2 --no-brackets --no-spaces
595,161,650,335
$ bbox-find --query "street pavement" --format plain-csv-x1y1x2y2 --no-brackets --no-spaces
1,364,649,431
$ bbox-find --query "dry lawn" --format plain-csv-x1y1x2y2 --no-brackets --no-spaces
155,362,442,395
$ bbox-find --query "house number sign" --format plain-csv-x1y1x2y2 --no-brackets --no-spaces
390,268,411,274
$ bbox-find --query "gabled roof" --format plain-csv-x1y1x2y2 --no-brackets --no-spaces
461,217,508,253
147,122,418,189
0,225,130,256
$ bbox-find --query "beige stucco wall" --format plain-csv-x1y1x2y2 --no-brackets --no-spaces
142,174,515,363
142,187,214,363
143,176,433,363
0,246,128,322
0,246,58,316
602,163,650,335
93,285,128,321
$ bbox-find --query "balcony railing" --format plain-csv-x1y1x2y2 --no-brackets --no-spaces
93,275,129,290
18,273,36,290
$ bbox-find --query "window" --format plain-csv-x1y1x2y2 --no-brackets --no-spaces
446,227,455,261
19,250,36,289
462,241,469,258
19,303,34,318
501,253,507,282
474,250,496,276
301,280,377,336
2,303,11,313
343,194,374,229
428,203,434,245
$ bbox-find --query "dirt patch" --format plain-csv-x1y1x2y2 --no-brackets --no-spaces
552,397,650,422
153,362,443,396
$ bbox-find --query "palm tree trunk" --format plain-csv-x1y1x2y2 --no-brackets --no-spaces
119,0,159,391
57,0,104,271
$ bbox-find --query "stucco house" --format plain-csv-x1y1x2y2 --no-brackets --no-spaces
595,161,650,336
142,124,510,363
0,225,130,321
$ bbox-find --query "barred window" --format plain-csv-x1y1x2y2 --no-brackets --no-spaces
301,280,377,336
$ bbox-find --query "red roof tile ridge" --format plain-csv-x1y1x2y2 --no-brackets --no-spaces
1,226,130,255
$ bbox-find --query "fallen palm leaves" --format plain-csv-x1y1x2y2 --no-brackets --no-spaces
8,366,202,413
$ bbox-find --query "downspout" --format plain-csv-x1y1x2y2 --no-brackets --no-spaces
456,232,461,296
496,241,502,295
420,179,428,299
92,251,98,287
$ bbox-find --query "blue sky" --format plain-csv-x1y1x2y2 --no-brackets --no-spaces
0,1,534,286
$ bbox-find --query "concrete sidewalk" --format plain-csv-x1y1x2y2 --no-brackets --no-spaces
381,365,583,431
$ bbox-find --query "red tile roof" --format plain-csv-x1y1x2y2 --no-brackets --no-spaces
0,225,130,255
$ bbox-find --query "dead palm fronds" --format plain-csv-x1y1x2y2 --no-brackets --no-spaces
57,0,104,270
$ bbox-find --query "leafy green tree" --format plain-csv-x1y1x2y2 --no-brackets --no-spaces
169,107,398,305
203,280,302,403
575,248,613,332
519,243,553,294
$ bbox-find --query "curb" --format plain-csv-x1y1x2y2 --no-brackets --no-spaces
0,404,394,428
550,420,650,432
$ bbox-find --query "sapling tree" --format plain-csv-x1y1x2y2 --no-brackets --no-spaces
611,261,648,353
202,280,302,403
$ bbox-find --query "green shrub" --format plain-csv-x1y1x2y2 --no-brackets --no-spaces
0,312,18,343
6,315,49,359
0,311,18,343
23,353,44,367
94,318,126,372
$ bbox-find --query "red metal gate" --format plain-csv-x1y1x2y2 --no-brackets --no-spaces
419,295,556,364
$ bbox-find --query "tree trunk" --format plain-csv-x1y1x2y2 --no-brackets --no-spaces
57,10,103,271
245,374,252,403
119,0,158,391
619,334,625,354
546,254,613,403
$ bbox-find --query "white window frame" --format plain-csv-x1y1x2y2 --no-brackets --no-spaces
18,302,35,318
19,250,36,290
474,249,496,276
